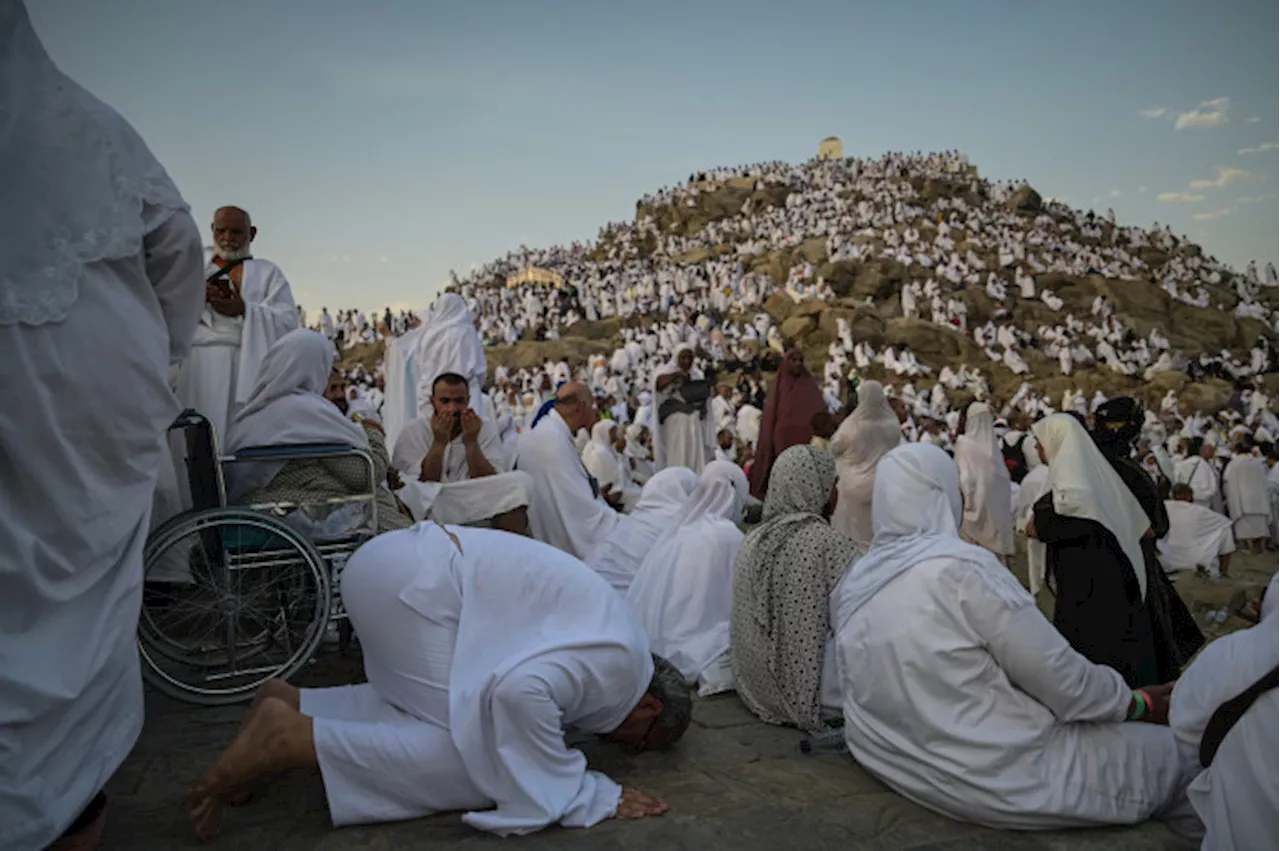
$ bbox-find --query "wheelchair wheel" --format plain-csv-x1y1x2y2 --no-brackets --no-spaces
139,507,331,706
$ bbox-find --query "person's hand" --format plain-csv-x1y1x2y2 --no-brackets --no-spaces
1132,682,1175,725
204,281,226,303
460,408,483,445
601,483,622,506
1024,517,1037,539
1142,527,1155,541
615,786,668,820
430,410,455,444
386,468,404,491
209,294,246,317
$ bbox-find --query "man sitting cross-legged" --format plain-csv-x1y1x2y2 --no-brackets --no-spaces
186,523,691,841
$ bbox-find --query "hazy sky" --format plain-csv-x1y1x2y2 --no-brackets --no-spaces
28,0,1279,313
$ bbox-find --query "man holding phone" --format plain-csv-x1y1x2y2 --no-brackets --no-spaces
391,372,504,483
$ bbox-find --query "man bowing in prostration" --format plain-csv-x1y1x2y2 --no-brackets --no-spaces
176,205,298,442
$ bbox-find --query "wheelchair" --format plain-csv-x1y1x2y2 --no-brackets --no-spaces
138,409,378,706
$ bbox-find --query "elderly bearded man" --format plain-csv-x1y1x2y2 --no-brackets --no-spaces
175,205,298,442
187,524,691,841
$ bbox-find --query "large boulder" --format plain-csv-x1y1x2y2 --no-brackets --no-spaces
763,290,796,323
780,314,817,342
1006,185,1042,214
797,236,829,266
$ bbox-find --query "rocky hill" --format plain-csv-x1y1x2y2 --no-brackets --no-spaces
347,155,1278,413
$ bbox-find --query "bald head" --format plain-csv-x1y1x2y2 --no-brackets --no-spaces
554,381,596,432
212,206,256,261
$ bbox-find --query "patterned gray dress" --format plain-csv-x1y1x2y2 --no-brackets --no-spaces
731,445,860,732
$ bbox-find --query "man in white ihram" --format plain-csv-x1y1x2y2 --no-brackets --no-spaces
176,205,298,442
0,3,206,848
185,524,691,841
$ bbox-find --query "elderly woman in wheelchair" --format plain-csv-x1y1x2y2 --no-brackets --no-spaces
225,329,412,535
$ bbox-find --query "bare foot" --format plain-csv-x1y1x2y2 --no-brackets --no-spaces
186,697,311,842
225,681,301,807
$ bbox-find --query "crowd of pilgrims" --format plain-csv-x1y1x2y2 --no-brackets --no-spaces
15,6,1279,848
163,272,1277,848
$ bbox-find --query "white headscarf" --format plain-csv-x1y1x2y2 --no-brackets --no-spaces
832,443,1029,632
1,1,187,326
413,292,487,413
829,380,902,549
954,402,1014,555
1032,414,1151,599
581,419,624,491
225,329,368,499
682,460,749,524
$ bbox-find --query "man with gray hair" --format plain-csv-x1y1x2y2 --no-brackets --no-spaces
176,204,299,444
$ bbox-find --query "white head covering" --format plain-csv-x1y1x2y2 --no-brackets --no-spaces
1032,414,1151,599
1,1,187,326
225,329,368,499
832,443,1029,631
683,460,749,524
413,291,487,414
830,380,902,548
581,419,623,490
410,470,533,525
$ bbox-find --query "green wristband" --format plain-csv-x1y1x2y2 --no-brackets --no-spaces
1130,691,1147,721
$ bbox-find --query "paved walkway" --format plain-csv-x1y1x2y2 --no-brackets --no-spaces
101,652,1191,851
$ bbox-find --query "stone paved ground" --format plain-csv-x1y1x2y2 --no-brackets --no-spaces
101,656,1190,851
103,551,1274,850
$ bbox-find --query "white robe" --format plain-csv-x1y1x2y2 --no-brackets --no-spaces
1223,454,1270,539
514,410,622,560
1160,500,1235,573
177,253,298,443
411,293,487,416
1,195,206,849
624,462,747,687
382,325,424,453
954,406,1014,556
301,525,652,835
652,357,716,473
391,406,507,484
831,445,1196,836
1170,611,1278,851
1175,456,1221,512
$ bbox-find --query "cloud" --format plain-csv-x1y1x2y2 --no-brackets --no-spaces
1175,97,1230,129
1188,167,1250,190
1139,107,1168,119
1192,209,1231,221
1237,194,1278,204
1157,192,1206,203
1238,142,1278,155
1246,116,1261,123
1091,189,1122,204
1138,186,1148,194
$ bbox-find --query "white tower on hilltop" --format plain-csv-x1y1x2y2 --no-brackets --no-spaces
819,136,844,160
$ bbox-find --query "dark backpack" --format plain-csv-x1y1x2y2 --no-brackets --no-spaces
1002,434,1030,484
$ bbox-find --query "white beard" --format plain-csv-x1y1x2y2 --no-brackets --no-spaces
216,242,252,261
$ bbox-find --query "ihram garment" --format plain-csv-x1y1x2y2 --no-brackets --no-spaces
733,445,858,732
832,444,1199,836
412,293,488,416
1223,452,1270,540
626,461,748,686
1031,415,1182,687
953,403,1013,556
651,344,716,472
514,409,627,561
178,250,297,443
827,380,901,550
1159,500,1235,574
0,4,205,846
300,525,652,835
587,467,697,595
1169,607,1277,851
382,309,427,451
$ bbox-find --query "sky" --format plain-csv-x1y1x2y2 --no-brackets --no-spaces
27,0,1280,313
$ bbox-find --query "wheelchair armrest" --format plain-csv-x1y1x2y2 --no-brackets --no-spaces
229,443,361,461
